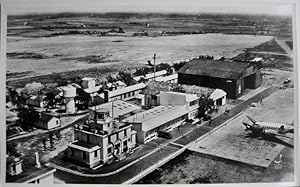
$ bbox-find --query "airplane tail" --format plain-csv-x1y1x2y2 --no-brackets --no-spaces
242,122,252,131
246,115,256,125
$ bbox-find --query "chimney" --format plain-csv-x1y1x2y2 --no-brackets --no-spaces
35,152,41,168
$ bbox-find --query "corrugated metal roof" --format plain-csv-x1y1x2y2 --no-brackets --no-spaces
178,59,251,79
91,100,141,119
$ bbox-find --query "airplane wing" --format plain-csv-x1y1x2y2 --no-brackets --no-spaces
263,133,294,148
267,132,294,139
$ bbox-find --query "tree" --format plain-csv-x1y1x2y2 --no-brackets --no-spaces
173,61,187,71
117,71,136,86
75,88,91,109
45,92,56,110
156,63,172,75
106,75,117,83
21,82,44,95
198,96,214,118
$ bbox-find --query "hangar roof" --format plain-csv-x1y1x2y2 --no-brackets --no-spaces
178,60,252,79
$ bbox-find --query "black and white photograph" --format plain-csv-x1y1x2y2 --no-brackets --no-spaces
2,0,299,185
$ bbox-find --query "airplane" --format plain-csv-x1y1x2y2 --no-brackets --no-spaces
242,115,294,148
245,115,294,134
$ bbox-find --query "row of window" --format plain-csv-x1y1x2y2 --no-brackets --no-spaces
111,90,139,101
144,114,187,138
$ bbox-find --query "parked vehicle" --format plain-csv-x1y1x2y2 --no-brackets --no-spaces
157,130,172,139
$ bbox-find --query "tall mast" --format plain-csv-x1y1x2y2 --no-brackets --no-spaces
153,53,156,81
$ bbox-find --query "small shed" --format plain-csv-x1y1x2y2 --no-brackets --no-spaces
209,89,227,106
34,113,61,130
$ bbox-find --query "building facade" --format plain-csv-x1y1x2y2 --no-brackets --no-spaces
122,105,188,144
103,83,146,102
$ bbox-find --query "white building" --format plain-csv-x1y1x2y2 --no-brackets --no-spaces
122,91,199,144
155,74,178,83
133,70,168,82
103,83,146,102
122,105,187,144
81,77,102,95
67,108,137,168
209,89,227,106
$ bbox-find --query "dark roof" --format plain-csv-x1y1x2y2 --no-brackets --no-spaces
141,81,178,95
38,112,59,123
178,59,252,79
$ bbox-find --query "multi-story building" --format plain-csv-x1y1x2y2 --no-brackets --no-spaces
67,108,137,168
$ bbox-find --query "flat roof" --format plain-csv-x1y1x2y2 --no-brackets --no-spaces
178,59,252,79
69,141,100,152
155,74,178,82
91,100,141,119
145,70,168,79
107,83,146,98
83,85,101,94
122,105,187,132
160,91,199,102
82,77,96,81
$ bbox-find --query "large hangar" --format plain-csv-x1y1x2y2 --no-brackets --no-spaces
178,60,262,99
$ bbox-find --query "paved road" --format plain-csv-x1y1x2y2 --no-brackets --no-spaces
53,86,278,184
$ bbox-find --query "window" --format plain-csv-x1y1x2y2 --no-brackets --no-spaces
107,147,112,154
56,120,59,125
82,152,86,160
124,129,127,137
94,150,98,158
87,135,90,143
123,140,127,147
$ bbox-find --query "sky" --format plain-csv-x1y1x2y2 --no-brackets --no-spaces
4,0,294,16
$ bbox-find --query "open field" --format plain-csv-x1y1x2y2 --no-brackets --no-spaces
8,13,292,38
7,12,292,84
7,34,272,81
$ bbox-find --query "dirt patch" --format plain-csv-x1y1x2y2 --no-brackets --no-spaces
249,39,287,54
7,52,61,59
62,54,116,64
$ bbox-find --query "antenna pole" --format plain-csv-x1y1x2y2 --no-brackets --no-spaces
111,100,114,119
153,53,156,81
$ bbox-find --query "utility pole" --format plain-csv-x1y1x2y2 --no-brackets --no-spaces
153,53,156,81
